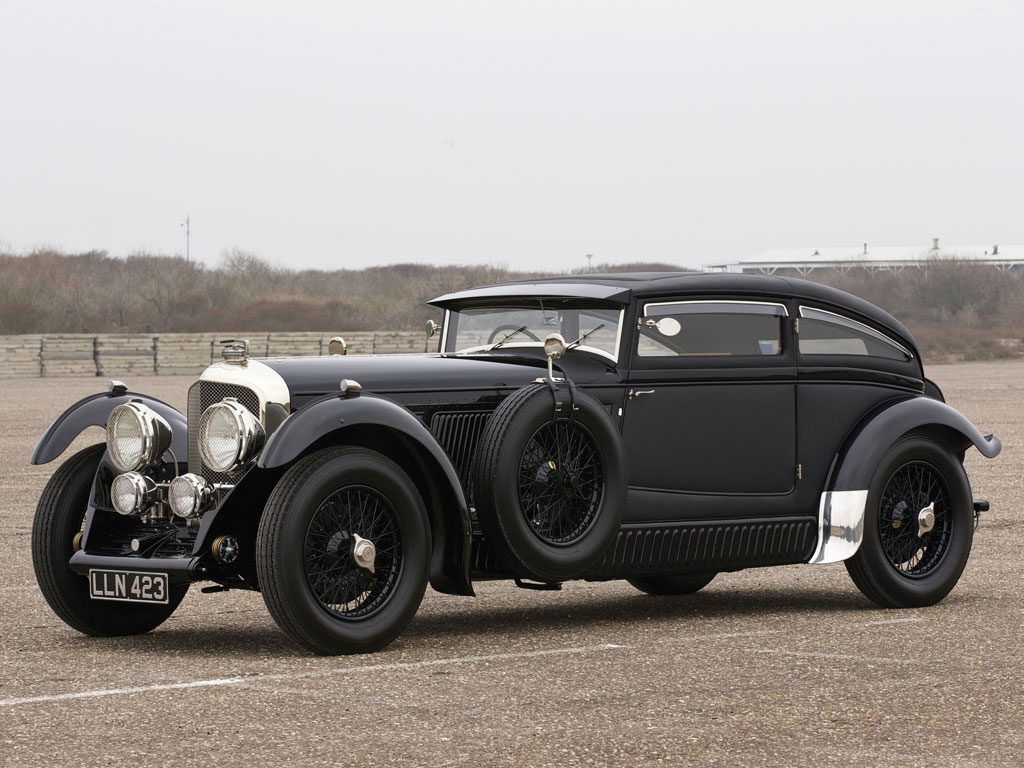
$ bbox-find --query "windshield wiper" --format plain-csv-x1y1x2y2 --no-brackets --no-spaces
567,323,606,351
487,325,529,351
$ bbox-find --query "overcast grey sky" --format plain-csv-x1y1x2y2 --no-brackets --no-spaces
1,1,1021,271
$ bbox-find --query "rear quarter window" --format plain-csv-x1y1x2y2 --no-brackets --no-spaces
798,307,912,361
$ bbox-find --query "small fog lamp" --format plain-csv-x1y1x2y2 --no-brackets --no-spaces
111,472,156,516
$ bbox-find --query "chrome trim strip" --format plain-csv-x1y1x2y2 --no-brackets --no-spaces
440,309,452,354
809,489,868,563
642,299,790,317
798,305,914,360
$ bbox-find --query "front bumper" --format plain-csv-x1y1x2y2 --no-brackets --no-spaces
69,551,204,584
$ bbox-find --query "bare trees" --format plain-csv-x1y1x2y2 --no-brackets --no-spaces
0,248,1020,362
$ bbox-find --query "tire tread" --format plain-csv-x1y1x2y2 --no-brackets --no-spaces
32,444,107,635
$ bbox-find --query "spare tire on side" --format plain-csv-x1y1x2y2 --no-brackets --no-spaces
473,382,626,582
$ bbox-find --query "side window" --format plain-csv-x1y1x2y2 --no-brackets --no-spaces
636,301,787,358
798,307,912,361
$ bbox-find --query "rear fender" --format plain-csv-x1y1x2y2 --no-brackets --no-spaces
258,393,474,596
31,389,187,466
810,396,1000,564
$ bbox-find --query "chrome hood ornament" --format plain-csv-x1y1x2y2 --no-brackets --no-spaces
220,338,250,365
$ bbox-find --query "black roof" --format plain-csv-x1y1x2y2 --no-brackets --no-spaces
430,271,916,350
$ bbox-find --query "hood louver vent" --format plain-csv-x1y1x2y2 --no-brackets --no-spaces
429,411,491,493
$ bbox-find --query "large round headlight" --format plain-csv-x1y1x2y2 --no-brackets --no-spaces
106,402,172,472
198,398,265,473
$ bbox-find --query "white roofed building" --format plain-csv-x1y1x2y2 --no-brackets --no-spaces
706,239,1024,274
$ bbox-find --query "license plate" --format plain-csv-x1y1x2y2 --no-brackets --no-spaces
88,569,169,604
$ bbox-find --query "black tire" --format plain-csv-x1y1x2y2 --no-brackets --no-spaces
845,436,973,608
32,444,188,636
474,382,626,582
628,572,717,595
256,447,430,655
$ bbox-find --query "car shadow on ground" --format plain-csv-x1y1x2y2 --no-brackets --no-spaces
66,583,879,660
403,585,876,642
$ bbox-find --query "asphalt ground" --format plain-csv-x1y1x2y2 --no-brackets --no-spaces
1,362,1021,767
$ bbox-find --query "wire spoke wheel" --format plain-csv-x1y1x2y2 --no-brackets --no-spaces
517,419,604,545
878,460,952,578
303,485,402,619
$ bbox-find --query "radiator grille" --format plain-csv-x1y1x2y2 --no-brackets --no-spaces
187,380,261,484
429,411,491,492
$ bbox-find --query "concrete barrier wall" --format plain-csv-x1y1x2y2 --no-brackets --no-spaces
0,332,435,378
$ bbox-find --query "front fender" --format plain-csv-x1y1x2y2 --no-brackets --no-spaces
31,390,188,465
258,393,474,596
810,395,1001,564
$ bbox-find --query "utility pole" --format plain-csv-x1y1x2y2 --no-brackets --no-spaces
181,215,191,263
585,254,593,273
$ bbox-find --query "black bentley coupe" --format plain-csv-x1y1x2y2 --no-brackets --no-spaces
30,272,1000,654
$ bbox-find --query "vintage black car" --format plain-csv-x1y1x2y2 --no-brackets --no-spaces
31,273,1001,654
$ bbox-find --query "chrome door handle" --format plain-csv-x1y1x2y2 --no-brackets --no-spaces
628,389,655,400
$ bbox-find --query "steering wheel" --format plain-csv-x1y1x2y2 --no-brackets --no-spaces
487,325,541,344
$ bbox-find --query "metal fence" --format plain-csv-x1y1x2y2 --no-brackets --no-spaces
0,332,433,378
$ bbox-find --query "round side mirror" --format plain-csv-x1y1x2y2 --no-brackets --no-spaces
655,317,682,337
328,336,347,356
425,319,440,338
543,332,567,361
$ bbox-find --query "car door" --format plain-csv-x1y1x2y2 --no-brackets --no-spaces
620,298,798,521
794,303,923,513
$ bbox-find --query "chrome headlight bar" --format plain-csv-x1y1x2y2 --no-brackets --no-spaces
110,471,225,519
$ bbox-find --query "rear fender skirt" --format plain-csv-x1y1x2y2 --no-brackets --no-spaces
258,393,474,596
809,396,1000,564
31,391,187,466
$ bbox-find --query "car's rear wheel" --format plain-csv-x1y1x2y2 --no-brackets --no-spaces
845,436,973,608
474,383,626,582
256,447,430,654
628,572,717,595
32,444,188,636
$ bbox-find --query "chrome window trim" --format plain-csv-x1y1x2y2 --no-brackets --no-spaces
440,309,452,354
798,305,914,360
641,299,790,317
446,308,625,364
637,299,788,358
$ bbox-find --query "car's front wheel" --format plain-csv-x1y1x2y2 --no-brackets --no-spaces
256,447,430,655
32,444,188,636
845,436,973,608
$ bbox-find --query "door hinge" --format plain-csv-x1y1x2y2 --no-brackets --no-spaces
796,463,803,481
793,317,800,333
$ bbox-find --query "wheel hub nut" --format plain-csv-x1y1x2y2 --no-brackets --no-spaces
918,502,936,535
352,534,376,574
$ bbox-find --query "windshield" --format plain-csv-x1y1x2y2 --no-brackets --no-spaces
444,302,623,361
